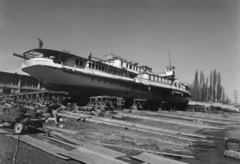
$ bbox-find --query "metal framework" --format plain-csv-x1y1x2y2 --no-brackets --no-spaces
130,99,146,110
3,91,69,107
88,96,125,110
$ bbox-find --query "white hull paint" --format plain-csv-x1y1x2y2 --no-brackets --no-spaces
21,55,191,107
23,64,162,101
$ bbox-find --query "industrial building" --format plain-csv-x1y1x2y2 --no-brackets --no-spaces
0,71,44,95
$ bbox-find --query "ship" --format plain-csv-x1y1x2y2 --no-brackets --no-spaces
14,48,191,110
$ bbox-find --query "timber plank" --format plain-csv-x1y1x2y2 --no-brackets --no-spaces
144,112,234,125
43,135,78,148
93,143,195,159
10,135,70,160
118,112,223,130
131,152,188,164
47,132,126,158
167,111,240,122
62,147,128,164
49,131,83,145
81,143,126,158
45,126,79,135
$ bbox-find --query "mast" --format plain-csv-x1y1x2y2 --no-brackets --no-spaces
168,49,171,66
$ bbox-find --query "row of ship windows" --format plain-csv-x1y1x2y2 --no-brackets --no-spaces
121,62,139,71
142,75,173,85
74,61,172,85
88,63,135,78
67,60,173,85
74,58,140,71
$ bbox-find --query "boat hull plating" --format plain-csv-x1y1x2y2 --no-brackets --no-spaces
21,58,190,108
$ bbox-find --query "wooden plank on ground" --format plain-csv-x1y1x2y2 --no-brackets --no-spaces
93,143,194,159
10,135,70,160
145,112,234,125
118,112,224,130
81,143,126,158
45,126,78,135
45,134,126,158
169,111,240,122
130,152,188,164
61,147,128,164
43,135,78,148
49,131,83,145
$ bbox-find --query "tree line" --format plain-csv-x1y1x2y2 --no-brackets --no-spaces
190,70,231,104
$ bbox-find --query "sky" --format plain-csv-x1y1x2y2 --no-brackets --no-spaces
0,0,239,102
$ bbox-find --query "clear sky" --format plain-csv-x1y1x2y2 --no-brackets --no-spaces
0,0,239,101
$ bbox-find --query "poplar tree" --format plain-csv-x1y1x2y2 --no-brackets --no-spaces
216,72,222,102
193,70,199,101
221,88,225,104
208,71,213,102
212,69,217,102
199,71,204,101
204,77,208,102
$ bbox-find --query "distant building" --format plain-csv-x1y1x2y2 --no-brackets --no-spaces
0,71,45,95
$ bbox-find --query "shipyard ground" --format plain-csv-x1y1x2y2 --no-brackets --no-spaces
1,109,240,164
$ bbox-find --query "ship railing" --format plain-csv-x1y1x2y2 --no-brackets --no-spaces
61,62,85,69
135,77,173,86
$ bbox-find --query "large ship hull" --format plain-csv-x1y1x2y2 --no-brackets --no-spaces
20,50,191,109
23,64,162,100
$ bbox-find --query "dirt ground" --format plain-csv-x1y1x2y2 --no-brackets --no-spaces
0,129,81,164
1,109,240,164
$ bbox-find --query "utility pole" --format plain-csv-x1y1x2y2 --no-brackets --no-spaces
233,90,239,106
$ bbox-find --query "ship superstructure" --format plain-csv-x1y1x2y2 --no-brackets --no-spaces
15,48,191,110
